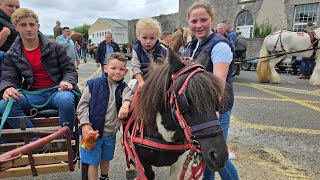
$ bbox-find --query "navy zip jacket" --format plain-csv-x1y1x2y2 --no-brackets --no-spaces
185,33,235,112
95,40,120,65
133,40,166,75
87,73,127,137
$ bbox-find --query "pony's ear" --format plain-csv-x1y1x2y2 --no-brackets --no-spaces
167,48,184,73
195,50,209,67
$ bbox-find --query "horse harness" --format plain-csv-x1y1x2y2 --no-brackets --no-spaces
270,30,320,58
123,63,223,180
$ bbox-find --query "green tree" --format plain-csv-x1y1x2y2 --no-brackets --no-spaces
72,24,91,39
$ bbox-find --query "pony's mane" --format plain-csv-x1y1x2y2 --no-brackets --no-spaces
134,61,225,125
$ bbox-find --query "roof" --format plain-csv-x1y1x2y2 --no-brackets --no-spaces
101,18,128,28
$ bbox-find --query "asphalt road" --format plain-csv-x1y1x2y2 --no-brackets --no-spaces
5,59,319,180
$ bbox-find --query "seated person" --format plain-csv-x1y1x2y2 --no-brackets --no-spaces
291,56,301,75
0,8,78,131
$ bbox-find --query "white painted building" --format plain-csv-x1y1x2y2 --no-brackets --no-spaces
88,18,128,45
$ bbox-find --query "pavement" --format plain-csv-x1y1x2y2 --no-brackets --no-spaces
4,59,319,180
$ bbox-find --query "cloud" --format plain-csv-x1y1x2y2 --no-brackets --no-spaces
20,0,179,35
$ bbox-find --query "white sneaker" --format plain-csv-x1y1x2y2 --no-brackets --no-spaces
228,148,236,160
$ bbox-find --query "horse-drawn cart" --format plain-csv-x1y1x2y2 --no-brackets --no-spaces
0,110,80,178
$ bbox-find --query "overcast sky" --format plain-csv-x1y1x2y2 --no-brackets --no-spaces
21,0,179,35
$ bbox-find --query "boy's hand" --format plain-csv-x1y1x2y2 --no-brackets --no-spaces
118,106,129,119
82,124,93,137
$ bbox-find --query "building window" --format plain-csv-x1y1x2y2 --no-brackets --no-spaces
293,3,319,32
236,10,254,38
97,33,98,37
92,34,94,37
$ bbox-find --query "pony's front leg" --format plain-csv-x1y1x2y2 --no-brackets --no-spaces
141,162,155,180
268,58,282,83
169,151,189,180
309,60,320,85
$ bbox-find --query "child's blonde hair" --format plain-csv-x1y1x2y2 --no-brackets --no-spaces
136,17,162,39
187,1,215,19
11,8,39,26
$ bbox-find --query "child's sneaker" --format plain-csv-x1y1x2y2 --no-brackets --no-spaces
228,148,236,160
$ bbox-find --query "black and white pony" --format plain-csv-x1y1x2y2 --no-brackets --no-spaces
124,48,228,180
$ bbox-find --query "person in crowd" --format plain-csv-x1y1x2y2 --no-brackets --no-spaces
96,32,120,74
216,23,233,43
0,8,78,132
56,27,80,69
53,20,62,39
291,56,301,75
297,23,317,79
131,17,167,88
223,20,237,46
0,0,19,74
78,52,132,180
185,1,239,180
305,22,315,33
81,39,88,63
120,44,127,54
160,31,172,49
298,57,315,79
88,43,97,59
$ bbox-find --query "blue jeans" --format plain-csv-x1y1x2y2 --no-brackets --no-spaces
0,88,75,132
203,110,239,180
82,49,87,63
300,57,315,76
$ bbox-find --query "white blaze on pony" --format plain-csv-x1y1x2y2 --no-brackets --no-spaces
257,29,320,85
156,112,175,142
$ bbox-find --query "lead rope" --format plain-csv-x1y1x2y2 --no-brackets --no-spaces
0,85,81,137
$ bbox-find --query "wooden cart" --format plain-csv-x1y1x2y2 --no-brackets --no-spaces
0,110,80,178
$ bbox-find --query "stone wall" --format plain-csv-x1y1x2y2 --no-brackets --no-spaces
240,38,264,60
128,13,179,44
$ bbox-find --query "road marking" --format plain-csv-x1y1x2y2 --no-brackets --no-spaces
235,96,320,104
231,116,320,135
255,148,311,179
78,68,101,89
235,83,320,112
242,83,320,96
78,61,96,68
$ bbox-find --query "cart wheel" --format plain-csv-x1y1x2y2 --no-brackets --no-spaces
81,163,89,180
241,61,252,71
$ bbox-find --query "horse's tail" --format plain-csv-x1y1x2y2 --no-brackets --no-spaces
257,35,271,83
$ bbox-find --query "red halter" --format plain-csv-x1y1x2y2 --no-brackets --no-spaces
123,63,220,180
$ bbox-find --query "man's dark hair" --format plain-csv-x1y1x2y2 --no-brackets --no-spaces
62,27,70,30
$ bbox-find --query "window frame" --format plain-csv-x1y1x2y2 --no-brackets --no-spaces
292,3,319,32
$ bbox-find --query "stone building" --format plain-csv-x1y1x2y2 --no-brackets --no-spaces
179,0,320,38
93,0,320,59
88,18,128,45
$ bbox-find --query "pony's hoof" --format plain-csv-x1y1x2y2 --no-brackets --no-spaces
126,167,137,180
